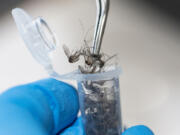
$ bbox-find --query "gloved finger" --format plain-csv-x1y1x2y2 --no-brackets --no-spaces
33,78,79,133
0,78,79,135
122,125,154,135
59,117,85,135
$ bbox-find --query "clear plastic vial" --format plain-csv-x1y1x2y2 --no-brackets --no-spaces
78,68,122,135
12,8,122,135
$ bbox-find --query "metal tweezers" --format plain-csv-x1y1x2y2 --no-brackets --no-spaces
92,0,110,55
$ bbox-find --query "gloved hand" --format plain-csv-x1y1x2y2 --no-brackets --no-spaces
0,78,154,135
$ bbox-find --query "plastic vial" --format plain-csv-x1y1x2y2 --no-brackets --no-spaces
78,68,122,135
12,8,122,135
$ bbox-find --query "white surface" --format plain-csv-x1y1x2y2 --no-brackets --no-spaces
0,0,180,135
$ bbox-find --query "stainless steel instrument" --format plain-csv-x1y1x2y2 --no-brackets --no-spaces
92,0,110,55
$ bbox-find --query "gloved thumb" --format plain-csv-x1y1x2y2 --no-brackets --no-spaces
0,78,79,135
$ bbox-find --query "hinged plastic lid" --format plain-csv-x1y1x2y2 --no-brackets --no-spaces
12,8,56,71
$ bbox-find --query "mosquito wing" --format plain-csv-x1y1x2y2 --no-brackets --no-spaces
63,45,71,58
83,40,91,55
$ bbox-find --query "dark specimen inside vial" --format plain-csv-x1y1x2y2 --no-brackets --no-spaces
78,77,122,135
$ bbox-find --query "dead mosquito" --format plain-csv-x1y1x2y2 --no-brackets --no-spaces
63,45,81,63
63,40,116,74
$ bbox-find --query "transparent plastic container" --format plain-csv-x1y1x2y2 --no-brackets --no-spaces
78,68,122,135
12,8,123,135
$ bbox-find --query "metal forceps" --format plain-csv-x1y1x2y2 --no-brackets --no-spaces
92,0,110,55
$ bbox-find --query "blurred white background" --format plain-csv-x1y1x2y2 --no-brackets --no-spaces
0,0,180,135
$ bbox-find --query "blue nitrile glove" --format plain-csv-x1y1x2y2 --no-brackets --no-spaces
0,78,79,135
0,78,154,135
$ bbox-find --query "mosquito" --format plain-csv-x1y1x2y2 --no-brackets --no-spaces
63,42,117,74
63,45,81,63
